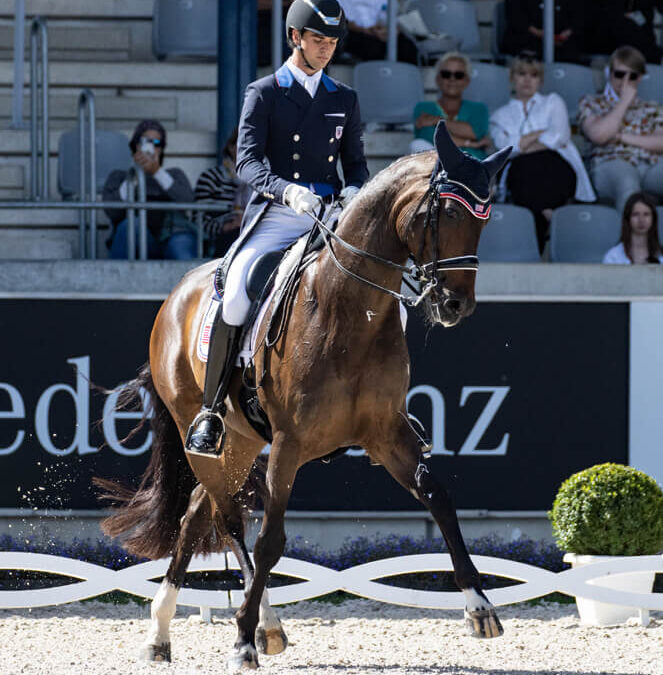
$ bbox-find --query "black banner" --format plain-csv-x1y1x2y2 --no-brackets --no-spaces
0,299,628,512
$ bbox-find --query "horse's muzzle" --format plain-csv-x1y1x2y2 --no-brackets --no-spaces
429,291,475,327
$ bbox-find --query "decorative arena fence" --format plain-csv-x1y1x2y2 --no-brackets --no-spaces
1,552,662,622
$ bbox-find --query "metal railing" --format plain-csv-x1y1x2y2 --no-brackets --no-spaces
0,199,212,260
77,89,97,259
29,16,49,200
10,0,26,129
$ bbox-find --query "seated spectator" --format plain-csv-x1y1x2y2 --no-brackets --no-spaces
194,128,251,258
337,0,418,64
585,1,663,64
103,119,196,260
503,0,586,64
604,191,663,263
490,51,596,252
579,45,663,217
410,52,490,159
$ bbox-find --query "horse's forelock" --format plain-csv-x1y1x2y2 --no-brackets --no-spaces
391,153,436,242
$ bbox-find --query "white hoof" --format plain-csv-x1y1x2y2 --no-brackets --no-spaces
256,621,288,655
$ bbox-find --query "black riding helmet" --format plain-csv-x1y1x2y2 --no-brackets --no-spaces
285,0,347,44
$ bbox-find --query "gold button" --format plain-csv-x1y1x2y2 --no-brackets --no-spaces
329,137,334,143
328,155,334,162
293,134,301,141
293,172,300,179
293,153,300,160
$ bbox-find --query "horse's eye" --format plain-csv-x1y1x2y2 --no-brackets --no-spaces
445,206,459,220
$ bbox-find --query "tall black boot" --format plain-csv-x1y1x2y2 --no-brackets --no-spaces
185,309,240,457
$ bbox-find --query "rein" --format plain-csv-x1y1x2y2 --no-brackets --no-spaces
312,173,479,308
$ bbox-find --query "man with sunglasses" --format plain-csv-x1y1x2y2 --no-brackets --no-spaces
579,46,663,216
103,119,197,259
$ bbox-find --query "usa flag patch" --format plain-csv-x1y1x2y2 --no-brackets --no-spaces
336,125,343,139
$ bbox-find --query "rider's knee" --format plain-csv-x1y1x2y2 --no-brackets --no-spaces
222,295,250,326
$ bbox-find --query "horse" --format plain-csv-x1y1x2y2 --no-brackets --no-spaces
97,123,511,672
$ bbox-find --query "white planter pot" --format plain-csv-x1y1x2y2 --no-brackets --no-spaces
564,553,655,626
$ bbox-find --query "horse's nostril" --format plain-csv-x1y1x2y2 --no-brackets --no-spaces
444,297,462,313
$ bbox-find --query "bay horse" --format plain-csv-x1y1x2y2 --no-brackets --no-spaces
98,123,511,672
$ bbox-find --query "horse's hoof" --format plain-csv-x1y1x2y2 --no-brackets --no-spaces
464,607,504,638
227,645,259,672
256,623,288,655
140,642,172,662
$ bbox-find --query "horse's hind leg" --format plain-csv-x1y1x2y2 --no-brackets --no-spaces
220,494,288,657
368,418,503,639
142,483,212,662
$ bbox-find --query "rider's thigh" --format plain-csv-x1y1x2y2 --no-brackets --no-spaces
222,245,261,326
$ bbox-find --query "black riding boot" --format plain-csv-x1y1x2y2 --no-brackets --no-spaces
185,310,240,457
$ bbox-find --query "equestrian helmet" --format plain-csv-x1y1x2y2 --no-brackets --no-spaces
286,0,347,41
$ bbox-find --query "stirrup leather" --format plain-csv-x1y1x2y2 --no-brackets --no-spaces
185,409,226,457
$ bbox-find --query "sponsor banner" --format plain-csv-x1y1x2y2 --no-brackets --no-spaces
0,299,628,511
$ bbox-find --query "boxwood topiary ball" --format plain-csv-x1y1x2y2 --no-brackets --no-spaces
548,463,663,556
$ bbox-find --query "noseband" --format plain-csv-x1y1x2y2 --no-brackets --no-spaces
313,169,483,308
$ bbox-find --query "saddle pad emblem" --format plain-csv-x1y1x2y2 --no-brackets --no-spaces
336,125,343,139
197,298,220,363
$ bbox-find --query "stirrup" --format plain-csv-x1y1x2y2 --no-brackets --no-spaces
185,409,226,458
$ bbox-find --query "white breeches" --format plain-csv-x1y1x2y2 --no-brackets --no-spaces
222,203,314,326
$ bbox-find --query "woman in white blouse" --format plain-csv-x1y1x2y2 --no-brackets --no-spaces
490,51,596,252
603,191,663,264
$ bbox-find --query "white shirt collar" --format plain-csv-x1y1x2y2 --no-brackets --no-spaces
286,58,323,98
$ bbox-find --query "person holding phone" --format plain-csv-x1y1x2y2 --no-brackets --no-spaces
103,119,197,259
579,46,663,216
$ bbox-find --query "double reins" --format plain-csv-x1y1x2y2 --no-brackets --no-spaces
311,170,479,308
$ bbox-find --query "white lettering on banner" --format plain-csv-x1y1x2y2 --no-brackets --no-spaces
406,385,453,455
102,387,153,457
0,383,26,455
0,355,152,457
457,386,510,456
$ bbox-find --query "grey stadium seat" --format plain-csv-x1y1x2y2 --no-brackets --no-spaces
549,205,621,262
541,62,596,122
152,0,218,61
409,0,481,53
478,204,541,262
353,61,424,125
463,62,511,112
657,206,663,242
58,130,131,199
637,64,663,105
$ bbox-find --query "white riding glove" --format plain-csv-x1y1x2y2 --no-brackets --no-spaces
283,184,323,215
339,185,360,207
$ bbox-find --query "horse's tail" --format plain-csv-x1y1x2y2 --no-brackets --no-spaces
94,362,199,559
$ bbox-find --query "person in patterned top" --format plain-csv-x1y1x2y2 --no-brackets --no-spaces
579,45,663,216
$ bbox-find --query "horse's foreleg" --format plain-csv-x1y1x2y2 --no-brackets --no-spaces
370,420,503,639
228,434,298,673
142,483,212,662
221,497,288,657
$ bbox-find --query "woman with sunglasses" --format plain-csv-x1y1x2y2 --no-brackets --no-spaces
603,191,663,264
103,119,197,259
490,51,595,252
410,52,490,159
579,46,663,217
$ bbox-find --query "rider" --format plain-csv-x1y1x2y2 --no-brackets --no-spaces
185,0,369,457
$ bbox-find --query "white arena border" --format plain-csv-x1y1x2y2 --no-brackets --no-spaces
0,552,662,612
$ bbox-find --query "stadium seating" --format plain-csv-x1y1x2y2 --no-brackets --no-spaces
478,204,541,262
657,206,663,242
637,64,663,105
549,205,621,262
408,0,481,53
541,62,596,123
463,62,511,112
354,61,424,126
57,130,131,199
490,0,507,62
152,0,218,61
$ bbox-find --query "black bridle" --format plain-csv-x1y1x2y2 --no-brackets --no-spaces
312,170,479,308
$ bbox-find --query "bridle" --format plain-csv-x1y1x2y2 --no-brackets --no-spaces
312,169,482,308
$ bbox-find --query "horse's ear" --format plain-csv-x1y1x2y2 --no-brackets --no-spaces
433,120,466,172
482,145,512,181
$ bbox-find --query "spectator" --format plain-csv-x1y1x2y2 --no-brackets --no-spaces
585,1,663,64
337,0,418,64
579,46,663,217
603,191,663,263
194,129,251,258
410,52,490,159
503,0,586,64
490,51,596,252
103,119,196,259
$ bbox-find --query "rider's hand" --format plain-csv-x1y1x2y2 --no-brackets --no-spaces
339,186,360,207
283,184,322,215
